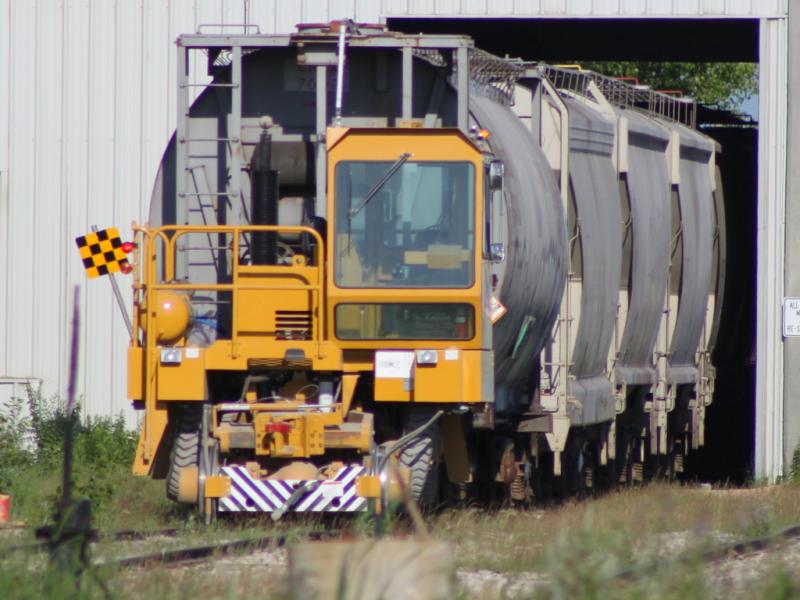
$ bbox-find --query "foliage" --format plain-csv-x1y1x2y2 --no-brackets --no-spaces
0,558,289,600
756,564,800,600
0,395,34,491
790,441,800,483
580,61,758,110
536,520,628,600
533,515,709,600
0,385,138,521
0,564,102,600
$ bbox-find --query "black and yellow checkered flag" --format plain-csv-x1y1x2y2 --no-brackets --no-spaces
75,227,130,279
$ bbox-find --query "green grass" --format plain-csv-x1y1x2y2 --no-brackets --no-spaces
0,387,327,599
434,482,800,600
432,482,800,574
0,555,291,600
3,388,800,599
0,388,176,531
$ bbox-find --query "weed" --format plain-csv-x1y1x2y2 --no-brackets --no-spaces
536,518,629,600
739,503,772,538
0,393,34,491
26,388,74,465
623,562,707,600
1,385,144,527
0,554,290,600
790,441,800,484
0,555,109,600
756,563,800,600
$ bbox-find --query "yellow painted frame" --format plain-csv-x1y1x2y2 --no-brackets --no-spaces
131,224,334,474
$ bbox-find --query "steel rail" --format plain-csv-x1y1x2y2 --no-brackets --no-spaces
0,527,183,558
101,529,339,569
105,528,183,542
699,522,800,562
615,521,800,580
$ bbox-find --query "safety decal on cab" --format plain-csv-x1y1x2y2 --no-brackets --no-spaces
490,296,507,324
75,227,130,279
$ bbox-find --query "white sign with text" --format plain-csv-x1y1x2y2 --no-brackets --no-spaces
783,297,800,337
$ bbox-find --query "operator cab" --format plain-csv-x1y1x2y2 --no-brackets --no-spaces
325,128,486,347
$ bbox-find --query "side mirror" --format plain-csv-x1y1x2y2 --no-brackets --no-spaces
488,160,504,191
489,242,506,262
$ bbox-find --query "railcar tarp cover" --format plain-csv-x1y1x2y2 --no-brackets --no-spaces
564,98,621,425
469,94,567,388
615,111,671,385
668,127,715,383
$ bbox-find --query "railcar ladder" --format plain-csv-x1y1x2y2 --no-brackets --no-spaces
175,42,246,279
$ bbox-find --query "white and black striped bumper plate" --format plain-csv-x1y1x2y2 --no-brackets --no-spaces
218,465,368,513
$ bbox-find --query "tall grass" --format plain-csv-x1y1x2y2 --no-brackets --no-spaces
790,441,800,484
0,386,169,529
0,554,291,600
433,482,800,575
3,387,800,599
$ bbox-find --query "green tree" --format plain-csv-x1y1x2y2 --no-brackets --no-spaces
580,61,758,110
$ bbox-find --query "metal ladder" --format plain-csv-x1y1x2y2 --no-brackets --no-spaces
173,35,255,346
175,41,245,280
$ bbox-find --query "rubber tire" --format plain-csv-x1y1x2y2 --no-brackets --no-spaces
166,410,202,502
398,408,441,509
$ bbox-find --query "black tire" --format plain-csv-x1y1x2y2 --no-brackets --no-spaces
398,408,441,509
166,409,202,501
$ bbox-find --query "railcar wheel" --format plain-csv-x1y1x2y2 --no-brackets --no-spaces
398,408,442,509
166,408,202,502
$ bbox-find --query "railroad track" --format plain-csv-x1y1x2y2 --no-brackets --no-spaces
616,521,800,580
5,517,798,577
0,524,340,570
102,529,339,569
700,523,800,562
93,519,800,586
0,526,182,558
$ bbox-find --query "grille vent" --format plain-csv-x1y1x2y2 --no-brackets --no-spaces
247,356,311,369
248,358,283,369
275,310,312,341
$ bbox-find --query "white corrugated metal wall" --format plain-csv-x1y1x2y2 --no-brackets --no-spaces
0,1,385,420
755,17,788,480
0,1,789,480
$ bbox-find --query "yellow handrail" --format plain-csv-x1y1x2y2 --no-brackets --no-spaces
134,223,326,350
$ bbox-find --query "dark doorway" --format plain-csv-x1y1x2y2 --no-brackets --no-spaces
388,18,757,62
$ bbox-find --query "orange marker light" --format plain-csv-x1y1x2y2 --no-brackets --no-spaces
120,262,133,275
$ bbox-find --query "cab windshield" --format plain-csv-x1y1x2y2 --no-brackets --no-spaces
334,160,475,288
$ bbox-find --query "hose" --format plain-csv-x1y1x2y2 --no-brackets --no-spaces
271,480,320,521
376,410,444,474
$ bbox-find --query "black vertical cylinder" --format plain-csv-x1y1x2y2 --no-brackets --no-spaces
251,130,279,264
